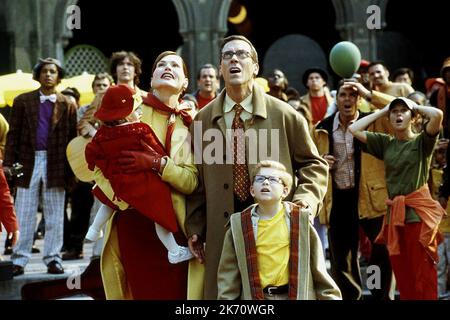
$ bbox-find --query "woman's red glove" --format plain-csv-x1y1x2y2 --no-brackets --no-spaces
118,140,163,174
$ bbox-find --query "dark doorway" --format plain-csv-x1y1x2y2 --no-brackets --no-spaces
67,0,183,91
384,0,450,91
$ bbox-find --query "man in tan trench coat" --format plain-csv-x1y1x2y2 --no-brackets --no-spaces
185,35,329,299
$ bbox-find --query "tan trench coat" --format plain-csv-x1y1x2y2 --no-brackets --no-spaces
185,83,329,299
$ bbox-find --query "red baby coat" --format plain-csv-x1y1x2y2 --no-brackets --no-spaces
85,122,178,233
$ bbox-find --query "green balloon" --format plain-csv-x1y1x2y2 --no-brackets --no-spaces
329,41,361,78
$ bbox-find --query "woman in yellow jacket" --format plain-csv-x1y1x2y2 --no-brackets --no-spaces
93,51,203,299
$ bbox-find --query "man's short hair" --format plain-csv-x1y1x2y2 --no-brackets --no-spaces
251,160,293,193
368,60,389,72
61,87,80,104
285,87,300,101
219,35,258,63
197,64,219,80
110,51,142,86
91,72,114,90
392,67,414,82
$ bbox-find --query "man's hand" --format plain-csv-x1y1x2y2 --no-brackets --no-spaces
188,234,205,264
8,230,20,247
342,80,372,100
323,154,336,170
118,140,163,174
296,199,315,223
437,138,449,151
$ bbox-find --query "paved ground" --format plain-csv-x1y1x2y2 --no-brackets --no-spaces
3,215,447,300
0,213,95,300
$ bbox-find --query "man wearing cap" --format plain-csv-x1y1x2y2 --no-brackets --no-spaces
300,67,334,125
3,58,77,276
314,80,396,300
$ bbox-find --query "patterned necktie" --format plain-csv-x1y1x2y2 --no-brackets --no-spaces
232,104,250,202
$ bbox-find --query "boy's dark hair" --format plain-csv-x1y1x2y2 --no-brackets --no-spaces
110,51,142,86
61,87,81,104
285,87,300,101
392,67,414,82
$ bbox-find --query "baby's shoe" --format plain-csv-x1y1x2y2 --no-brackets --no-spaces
85,227,103,243
168,246,194,264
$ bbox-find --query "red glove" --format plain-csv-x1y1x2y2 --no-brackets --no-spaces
118,140,163,174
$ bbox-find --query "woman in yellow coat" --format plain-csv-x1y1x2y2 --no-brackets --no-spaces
93,51,203,299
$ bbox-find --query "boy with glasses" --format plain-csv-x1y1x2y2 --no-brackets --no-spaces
217,160,341,300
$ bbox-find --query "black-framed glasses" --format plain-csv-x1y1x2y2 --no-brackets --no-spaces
254,175,284,185
222,50,252,60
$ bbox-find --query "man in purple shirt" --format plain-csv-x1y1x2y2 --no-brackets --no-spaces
3,58,77,276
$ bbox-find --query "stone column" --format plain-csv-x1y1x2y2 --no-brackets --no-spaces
332,0,388,61
2,0,76,72
172,0,231,90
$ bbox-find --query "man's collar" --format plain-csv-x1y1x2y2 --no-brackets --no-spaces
224,92,253,114
210,83,268,122
333,111,359,132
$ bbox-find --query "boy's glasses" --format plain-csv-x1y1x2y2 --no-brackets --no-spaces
254,175,284,185
222,50,252,60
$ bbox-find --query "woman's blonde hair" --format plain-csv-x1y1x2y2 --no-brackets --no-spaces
251,160,293,193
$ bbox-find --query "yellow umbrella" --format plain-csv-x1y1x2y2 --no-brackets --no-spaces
255,77,270,93
0,70,40,107
58,72,95,106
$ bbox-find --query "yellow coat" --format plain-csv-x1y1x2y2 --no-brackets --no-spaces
0,113,9,158
94,102,204,300
429,168,450,233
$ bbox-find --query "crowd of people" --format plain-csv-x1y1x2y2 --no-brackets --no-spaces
0,34,449,300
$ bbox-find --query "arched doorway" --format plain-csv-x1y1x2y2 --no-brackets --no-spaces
383,0,450,91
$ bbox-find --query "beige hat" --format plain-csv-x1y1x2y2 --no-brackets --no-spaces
66,136,94,182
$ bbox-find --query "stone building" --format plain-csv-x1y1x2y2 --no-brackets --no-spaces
0,0,448,93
